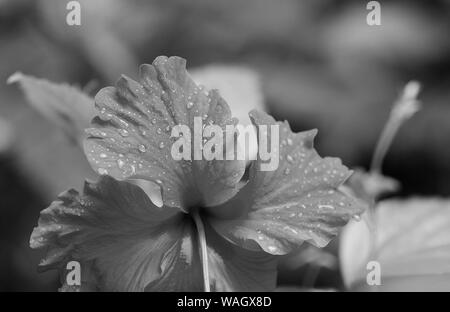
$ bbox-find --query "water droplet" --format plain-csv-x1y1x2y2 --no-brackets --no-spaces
284,168,290,175
151,118,157,125
99,153,107,158
165,125,171,132
155,179,163,184
286,155,294,163
98,168,108,175
139,126,147,136
159,142,165,149
267,246,277,253
118,129,129,137
117,159,125,168
138,144,146,153
319,204,335,210
287,138,293,146
120,163,136,175
186,101,194,109
352,215,361,222
157,128,162,135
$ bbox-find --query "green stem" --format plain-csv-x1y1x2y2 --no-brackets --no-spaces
192,210,210,292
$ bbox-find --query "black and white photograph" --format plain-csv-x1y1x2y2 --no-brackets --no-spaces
1,0,450,298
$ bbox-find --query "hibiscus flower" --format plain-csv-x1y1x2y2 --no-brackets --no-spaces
30,56,363,291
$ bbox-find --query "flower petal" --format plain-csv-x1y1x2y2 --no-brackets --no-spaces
210,110,364,255
30,175,203,291
205,222,278,291
144,222,278,292
84,56,245,210
31,175,277,291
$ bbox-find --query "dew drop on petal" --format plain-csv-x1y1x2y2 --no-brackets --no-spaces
319,204,335,210
123,164,136,176
98,168,108,175
118,129,129,137
267,246,277,253
138,144,146,153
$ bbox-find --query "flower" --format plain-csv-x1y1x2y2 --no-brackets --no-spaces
30,56,364,291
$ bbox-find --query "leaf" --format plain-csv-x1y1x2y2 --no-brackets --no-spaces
31,175,277,291
209,110,364,255
7,73,95,145
84,56,246,210
340,198,450,291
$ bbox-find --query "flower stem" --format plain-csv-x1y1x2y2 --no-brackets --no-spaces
192,210,210,292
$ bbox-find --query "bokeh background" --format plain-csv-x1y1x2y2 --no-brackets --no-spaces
1,0,449,291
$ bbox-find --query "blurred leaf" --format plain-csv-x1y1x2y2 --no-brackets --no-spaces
8,73,95,146
340,198,450,291
342,169,400,203
280,245,337,272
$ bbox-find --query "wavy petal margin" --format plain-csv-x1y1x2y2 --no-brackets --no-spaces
84,56,245,210
210,110,365,255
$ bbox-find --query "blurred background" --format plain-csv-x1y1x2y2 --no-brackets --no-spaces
0,0,449,291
